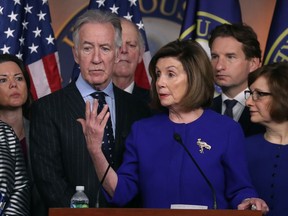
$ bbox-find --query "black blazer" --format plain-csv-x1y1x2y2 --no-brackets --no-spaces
30,82,151,210
132,84,150,104
210,95,265,137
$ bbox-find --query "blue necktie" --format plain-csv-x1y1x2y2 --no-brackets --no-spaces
224,99,237,119
90,92,114,166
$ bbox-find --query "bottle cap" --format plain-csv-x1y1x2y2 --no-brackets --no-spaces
76,186,84,191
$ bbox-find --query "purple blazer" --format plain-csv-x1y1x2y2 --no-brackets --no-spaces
106,109,258,209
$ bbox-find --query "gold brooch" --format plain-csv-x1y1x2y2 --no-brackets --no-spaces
197,138,211,154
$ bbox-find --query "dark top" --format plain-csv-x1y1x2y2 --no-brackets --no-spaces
210,95,265,137
105,109,258,209
132,84,150,104
245,134,288,216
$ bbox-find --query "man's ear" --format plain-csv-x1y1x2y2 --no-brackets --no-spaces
249,57,261,72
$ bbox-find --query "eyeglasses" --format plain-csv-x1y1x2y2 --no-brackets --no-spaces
244,90,272,101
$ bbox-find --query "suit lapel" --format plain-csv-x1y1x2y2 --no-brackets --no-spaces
211,95,222,113
114,85,130,140
238,106,251,126
63,82,86,119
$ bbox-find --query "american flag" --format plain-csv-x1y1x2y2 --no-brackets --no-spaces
89,0,151,89
0,0,61,100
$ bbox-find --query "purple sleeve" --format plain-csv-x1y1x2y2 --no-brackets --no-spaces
223,123,258,208
103,122,140,206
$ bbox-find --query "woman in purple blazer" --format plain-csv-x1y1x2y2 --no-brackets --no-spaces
245,62,288,216
78,39,269,214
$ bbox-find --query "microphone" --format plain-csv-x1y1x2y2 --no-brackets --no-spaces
173,133,217,209
95,164,111,208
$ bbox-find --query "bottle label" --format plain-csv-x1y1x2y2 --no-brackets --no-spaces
70,203,89,208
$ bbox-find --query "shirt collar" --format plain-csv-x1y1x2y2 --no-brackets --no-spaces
124,81,135,94
76,73,114,99
221,88,248,107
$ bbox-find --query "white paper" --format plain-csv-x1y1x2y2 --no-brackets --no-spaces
170,204,208,209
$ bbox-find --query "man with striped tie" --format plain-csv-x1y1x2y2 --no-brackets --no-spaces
30,9,151,213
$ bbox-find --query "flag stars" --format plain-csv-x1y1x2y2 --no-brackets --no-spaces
22,21,29,30
24,4,33,14
29,43,39,53
0,6,4,15
110,4,119,14
19,37,25,46
124,12,133,21
33,27,42,38
16,52,23,60
136,21,144,30
14,0,21,5
4,28,15,38
96,0,105,8
46,35,55,45
37,11,46,21
1,0,62,98
0,45,11,54
8,11,18,22
129,0,137,7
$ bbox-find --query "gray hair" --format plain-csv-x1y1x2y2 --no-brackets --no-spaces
72,9,122,49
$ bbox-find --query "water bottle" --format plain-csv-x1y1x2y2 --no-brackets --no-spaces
70,186,89,208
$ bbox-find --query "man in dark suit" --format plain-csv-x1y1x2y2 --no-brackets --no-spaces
29,10,151,213
208,23,265,137
112,18,150,104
